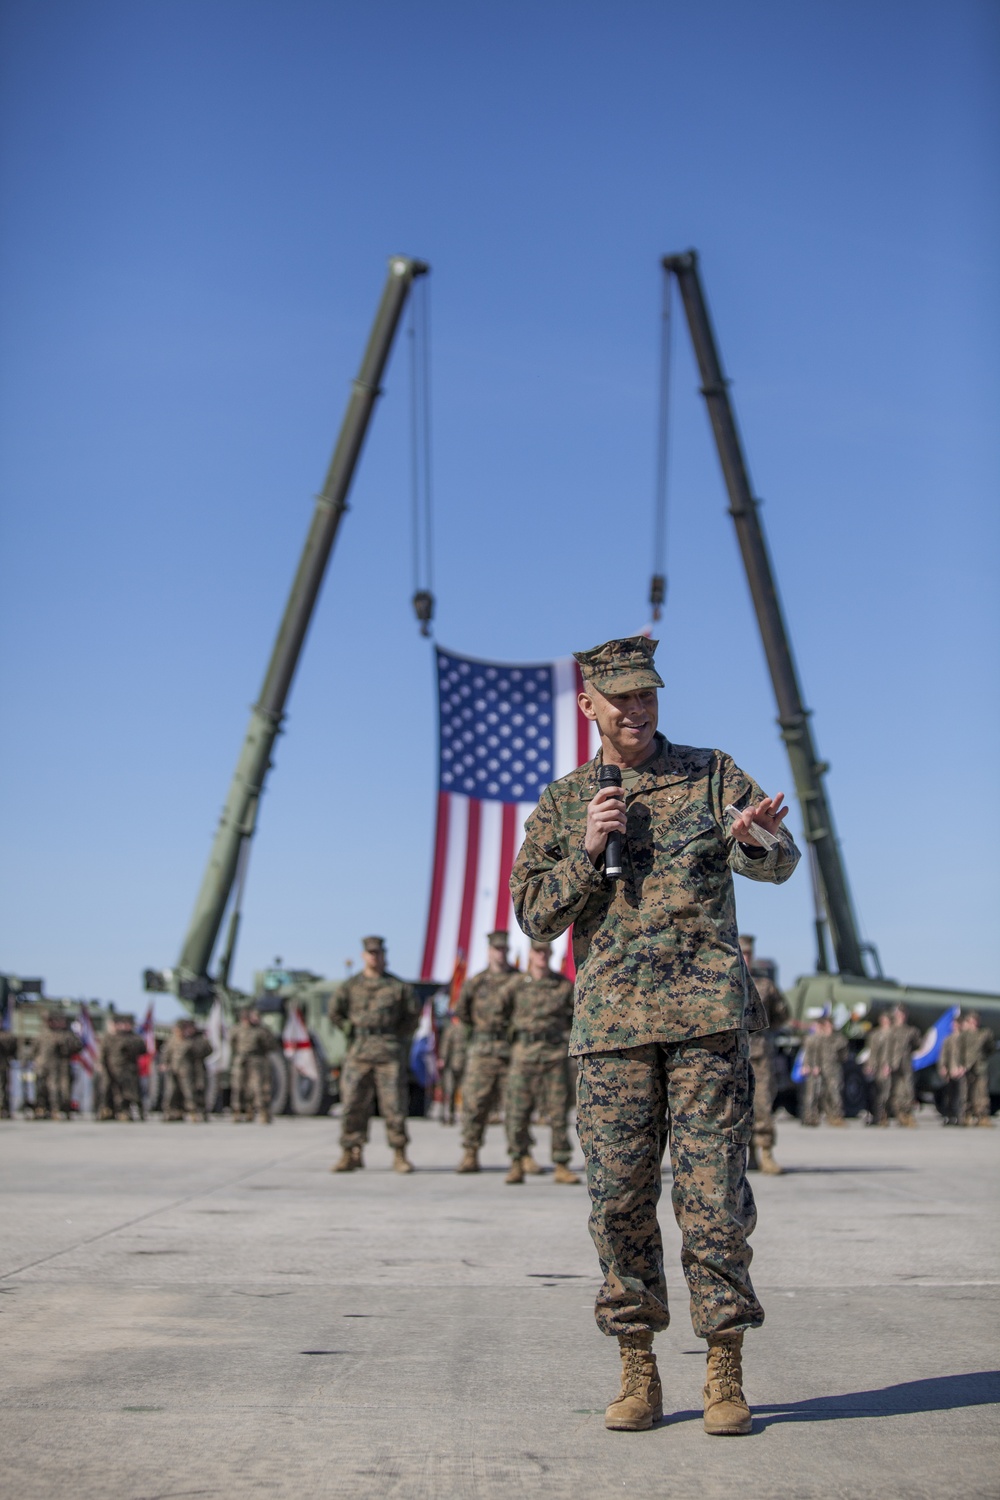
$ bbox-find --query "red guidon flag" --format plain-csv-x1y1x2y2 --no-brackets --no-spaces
420,647,601,984
282,1007,318,1082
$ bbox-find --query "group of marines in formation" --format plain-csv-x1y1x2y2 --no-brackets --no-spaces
329,930,581,1183
0,1006,279,1124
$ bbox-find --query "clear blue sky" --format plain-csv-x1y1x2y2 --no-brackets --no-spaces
2,0,998,1016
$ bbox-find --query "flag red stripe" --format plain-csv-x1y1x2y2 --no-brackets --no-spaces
574,662,590,766
562,925,577,981
420,791,451,980
494,802,519,932
456,799,482,962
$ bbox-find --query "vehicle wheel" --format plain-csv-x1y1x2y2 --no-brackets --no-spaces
841,1062,868,1119
289,1035,331,1116
269,1050,290,1116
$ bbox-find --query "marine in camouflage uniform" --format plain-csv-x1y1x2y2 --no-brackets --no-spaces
739,935,788,1173
961,1012,994,1127
511,635,800,1436
330,936,419,1173
98,1015,146,1120
887,1005,920,1126
503,941,580,1185
162,1019,213,1121
230,1007,277,1123
437,1014,468,1125
0,1029,17,1118
865,1011,894,1125
31,1013,83,1118
938,1018,967,1126
455,930,515,1173
801,1018,847,1125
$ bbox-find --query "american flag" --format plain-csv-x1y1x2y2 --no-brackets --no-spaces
72,1004,100,1077
420,647,601,983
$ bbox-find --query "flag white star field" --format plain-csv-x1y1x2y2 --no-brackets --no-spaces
420,647,600,982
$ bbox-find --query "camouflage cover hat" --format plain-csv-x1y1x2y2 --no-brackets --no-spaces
574,635,664,696
115,1014,136,1026
361,935,386,953
529,939,552,954
487,930,509,949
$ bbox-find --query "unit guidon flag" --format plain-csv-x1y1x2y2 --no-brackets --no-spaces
420,647,601,983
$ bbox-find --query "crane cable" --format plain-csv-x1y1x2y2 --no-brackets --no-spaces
409,276,435,636
649,266,673,622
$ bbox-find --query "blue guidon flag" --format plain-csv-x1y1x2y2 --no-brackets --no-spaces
911,1006,960,1071
420,648,601,984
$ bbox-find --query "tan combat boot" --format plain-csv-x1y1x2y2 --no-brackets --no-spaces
331,1146,362,1172
703,1333,752,1435
256,1109,272,1125
553,1162,581,1184
393,1148,414,1173
456,1148,480,1173
978,1116,994,1128
505,1158,525,1184
827,1116,846,1128
758,1148,784,1176
605,1334,662,1431
521,1153,543,1175
897,1112,916,1128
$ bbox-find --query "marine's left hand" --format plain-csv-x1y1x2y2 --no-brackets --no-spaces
732,793,789,847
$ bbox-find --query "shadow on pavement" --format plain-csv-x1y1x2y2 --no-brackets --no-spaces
754,1371,1000,1423
778,1165,913,1175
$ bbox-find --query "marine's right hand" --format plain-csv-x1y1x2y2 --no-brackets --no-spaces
585,785,627,867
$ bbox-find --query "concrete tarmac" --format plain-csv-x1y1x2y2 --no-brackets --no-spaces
1,1110,997,1500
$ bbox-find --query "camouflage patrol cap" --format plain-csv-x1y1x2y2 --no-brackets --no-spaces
574,635,664,696
487,930,509,950
529,940,552,954
361,935,386,953
114,1014,136,1026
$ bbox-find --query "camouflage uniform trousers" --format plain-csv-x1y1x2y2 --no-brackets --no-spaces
165,1059,207,1117
577,1030,763,1341
889,1064,915,1118
748,1034,776,1151
35,1061,74,1116
967,1065,991,1122
440,1059,465,1123
505,1043,573,1165
803,1064,843,1123
870,1072,892,1123
104,1066,143,1118
460,1042,511,1151
231,1056,272,1115
339,1039,409,1151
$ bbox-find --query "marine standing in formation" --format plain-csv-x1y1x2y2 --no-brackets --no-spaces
961,1012,995,1127
162,1017,213,1122
886,1005,920,1127
801,1016,847,1126
229,1005,278,1123
865,1010,894,1124
938,1016,967,1126
98,1014,146,1121
30,1012,83,1118
511,635,800,1436
503,940,580,1185
330,936,419,1174
739,934,788,1174
437,1011,468,1125
455,930,515,1174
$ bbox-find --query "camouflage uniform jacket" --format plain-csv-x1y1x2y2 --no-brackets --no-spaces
939,1030,962,1076
819,1031,849,1069
866,1027,892,1073
959,1027,994,1072
455,970,516,1054
506,971,574,1059
885,1024,920,1071
510,736,800,1055
330,973,419,1053
438,1020,469,1072
229,1020,277,1061
32,1028,83,1068
802,1032,824,1071
751,972,789,1030
100,1032,145,1076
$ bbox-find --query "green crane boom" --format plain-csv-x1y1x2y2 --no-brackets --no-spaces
662,250,868,977
174,255,428,992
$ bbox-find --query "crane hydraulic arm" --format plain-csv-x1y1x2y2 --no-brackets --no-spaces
662,250,868,978
166,255,428,997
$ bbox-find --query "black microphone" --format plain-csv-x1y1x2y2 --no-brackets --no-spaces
597,763,624,879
